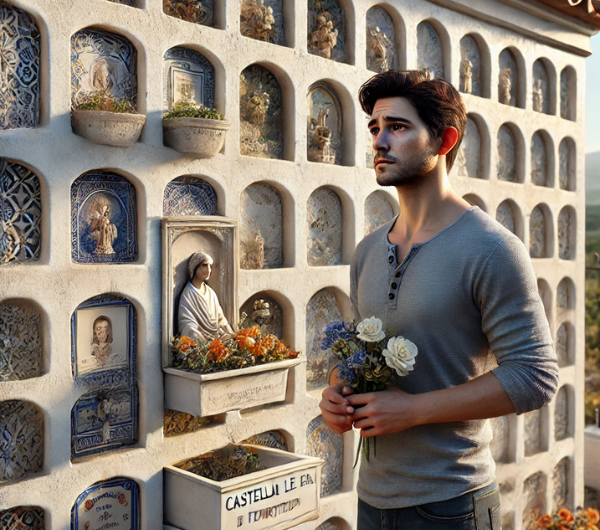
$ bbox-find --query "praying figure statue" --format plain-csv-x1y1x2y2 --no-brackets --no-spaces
533,77,544,112
178,252,234,342
308,106,336,163
499,68,512,105
460,58,473,94
368,27,391,73
309,13,338,60
90,205,117,255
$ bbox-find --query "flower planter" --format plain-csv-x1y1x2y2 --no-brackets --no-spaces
164,444,322,530
163,117,230,158
71,110,146,147
163,358,302,417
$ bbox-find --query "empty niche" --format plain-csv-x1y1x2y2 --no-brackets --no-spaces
496,200,518,237
489,415,510,463
71,171,137,264
498,49,518,107
71,28,137,110
537,279,552,326
523,472,547,530
557,277,574,316
0,159,42,265
532,60,550,114
559,138,576,191
554,386,569,440
0,5,40,129
306,288,343,388
553,458,571,511
531,132,552,187
456,116,481,178
163,0,214,27
529,205,551,258
497,125,519,182
164,47,215,110
417,21,444,79
560,67,576,121
242,430,288,450
163,176,218,216
308,0,346,63
71,477,140,530
523,408,542,457
0,400,43,484
241,183,283,269
241,0,284,45
463,194,486,212
306,416,343,497
0,506,44,530
0,301,43,381
366,6,396,73
240,64,283,159
364,191,396,236
459,35,482,96
307,82,343,165
558,207,575,260
240,294,284,339
556,322,573,367
307,188,342,266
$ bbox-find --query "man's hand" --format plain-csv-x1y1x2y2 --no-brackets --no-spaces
318,383,356,434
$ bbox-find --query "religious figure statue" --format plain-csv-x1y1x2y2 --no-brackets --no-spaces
368,26,391,73
460,58,473,94
309,13,338,60
533,77,544,112
308,105,336,163
163,0,209,25
91,58,116,94
178,252,234,342
90,205,117,255
499,68,512,105
241,0,276,42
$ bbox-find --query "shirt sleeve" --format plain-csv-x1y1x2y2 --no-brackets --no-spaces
474,235,559,414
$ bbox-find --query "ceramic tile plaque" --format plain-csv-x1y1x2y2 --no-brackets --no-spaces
163,176,218,217
306,416,342,497
164,47,215,110
0,506,44,530
71,477,140,530
71,171,137,264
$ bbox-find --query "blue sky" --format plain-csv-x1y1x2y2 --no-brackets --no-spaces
587,33,600,153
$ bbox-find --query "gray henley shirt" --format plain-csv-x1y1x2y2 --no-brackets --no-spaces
350,206,558,509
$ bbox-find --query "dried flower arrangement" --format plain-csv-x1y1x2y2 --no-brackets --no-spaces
175,446,264,481
75,92,137,113
163,101,224,121
536,507,600,529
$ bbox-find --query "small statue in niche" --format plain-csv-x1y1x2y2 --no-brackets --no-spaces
178,252,234,342
308,106,336,164
499,68,512,105
240,298,273,330
163,0,209,25
309,13,338,60
460,58,473,94
533,78,544,112
91,58,116,94
91,316,125,368
241,0,276,42
241,89,270,128
368,26,391,73
90,205,117,255
241,219,266,269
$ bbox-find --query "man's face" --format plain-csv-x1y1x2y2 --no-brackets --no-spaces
195,262,212,282
368,97,442,187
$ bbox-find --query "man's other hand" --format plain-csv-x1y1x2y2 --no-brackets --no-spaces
319,383,355,434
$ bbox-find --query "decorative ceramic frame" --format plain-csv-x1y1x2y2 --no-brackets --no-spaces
163,176,218,217
164,47,215,110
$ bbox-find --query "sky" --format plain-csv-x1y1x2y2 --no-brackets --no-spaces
586,33,600,153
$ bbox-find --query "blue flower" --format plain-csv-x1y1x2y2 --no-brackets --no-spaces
337,358,357,384
348,349,367,368
321,321,355,350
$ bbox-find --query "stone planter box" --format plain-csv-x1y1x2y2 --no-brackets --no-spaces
71,110,146,147
163,358,302,417
163,117,230,158
164,444,322,530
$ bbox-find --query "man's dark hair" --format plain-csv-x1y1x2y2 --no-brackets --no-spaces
359,70,467,171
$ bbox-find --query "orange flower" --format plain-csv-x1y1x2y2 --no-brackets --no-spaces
587,508,600,524
207,339,229,362
260,335,277,351
287,349,299,359
178,336,197,352
537,514,553,528
251,342,266,358
558,508,574,523
235,334,256,350
589,525,599,530
237,326,261,339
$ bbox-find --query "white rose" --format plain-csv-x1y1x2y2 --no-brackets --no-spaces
356,316,386,343
382,336,418,376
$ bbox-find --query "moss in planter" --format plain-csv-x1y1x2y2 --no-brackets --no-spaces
164,409,213,437
163,101,224,121
176,446,265,481
75,92,137,113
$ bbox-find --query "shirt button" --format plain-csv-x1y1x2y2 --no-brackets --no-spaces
395,272,401,278
391,283,397,289
388,293,395,300
388,256,394,264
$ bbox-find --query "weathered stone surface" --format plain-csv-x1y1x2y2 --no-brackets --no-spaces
307,82,343,165
72,110,145,147
497,125,517,182
522,472,546,530
496,201,516,235
552,458,570,511
559,138,575,191
366,7,395,73
163,117,229,158
555,386,569,441
307,188,342,266
364,192,395,236
306,416,343,497
459,35,481,96
499,49,518,106
417,22,443,79
556,323,570,366
531,132,548,187
456,117,481,178
489,415,509,463
529,206,546,258
524,408,541,456
558,208,573,260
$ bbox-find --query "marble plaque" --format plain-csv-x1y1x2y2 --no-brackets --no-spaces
556,323,570,366
0,5,40,129
240,295,283,338
529,206,546,258
366,7,395,73
0,159,42,265
499,49,518,107
71,29,137,109
306,289,342,388
532,60,549,114
241,0,284,45
308,0,346,63
163,176,218,217
240,183,283,269
522,472,546,530
489,415,509,463
72,477,140,530
496,202,516,235
306,416,342,497
497,125,517,182
240,65,283,159
555,386,569,440
0,400,43,483
364,192,395,236
307,82,343,165
163,0,213,26
523,408,541,456
531,133,548,187
164,47,215,110
0,302,42,381
242,430,288,451
417,22,443,79
459,35,481,96
558,208,573,260
71,171,137,264
553,458,570,512
559,138,575,191
0,507,44,530
456,117,481,178
307,188,342,266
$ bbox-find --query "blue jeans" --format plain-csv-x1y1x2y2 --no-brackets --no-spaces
358,482,501,530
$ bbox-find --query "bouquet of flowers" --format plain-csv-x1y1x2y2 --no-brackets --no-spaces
172,325,298,374
321,316,418,462
536,507,600,530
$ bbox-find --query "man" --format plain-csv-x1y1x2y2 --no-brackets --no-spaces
319,70,558,529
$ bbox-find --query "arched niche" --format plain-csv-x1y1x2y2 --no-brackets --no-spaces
364,191,397,236
529,205,553,258
242,430,289,451
498,48,523,108
0,506,44,529
416,21,444,79
560,66,576,121
531,131,554,188
316,520,344,530
558,206,575,260
559,137,576,191
306,416,343,497
556,321,574,367
109,0,136,4
557,277,575,316
241,0,285,45
366,6,396,73
0,5,41,129
71,28,138,110
163,47,215,110
523,408,543,457
0,159,42,265
523,472,547,530
459,34,486,97
240,64,284,160
497,124,522,183
239,291,289,342
537,278,552,328
307,0,346,63
456,115,483,178
163,175,218,216
0,300,43,381
71,171,138,264
307,187,342,266
0,400,43,484
240,182,284,269
307,81,343,165
496,200,523,241
163,0,215,27
552,457,571,512
489,415,510,463
532,59,554,115
462,194,486,212
554,386,571,441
